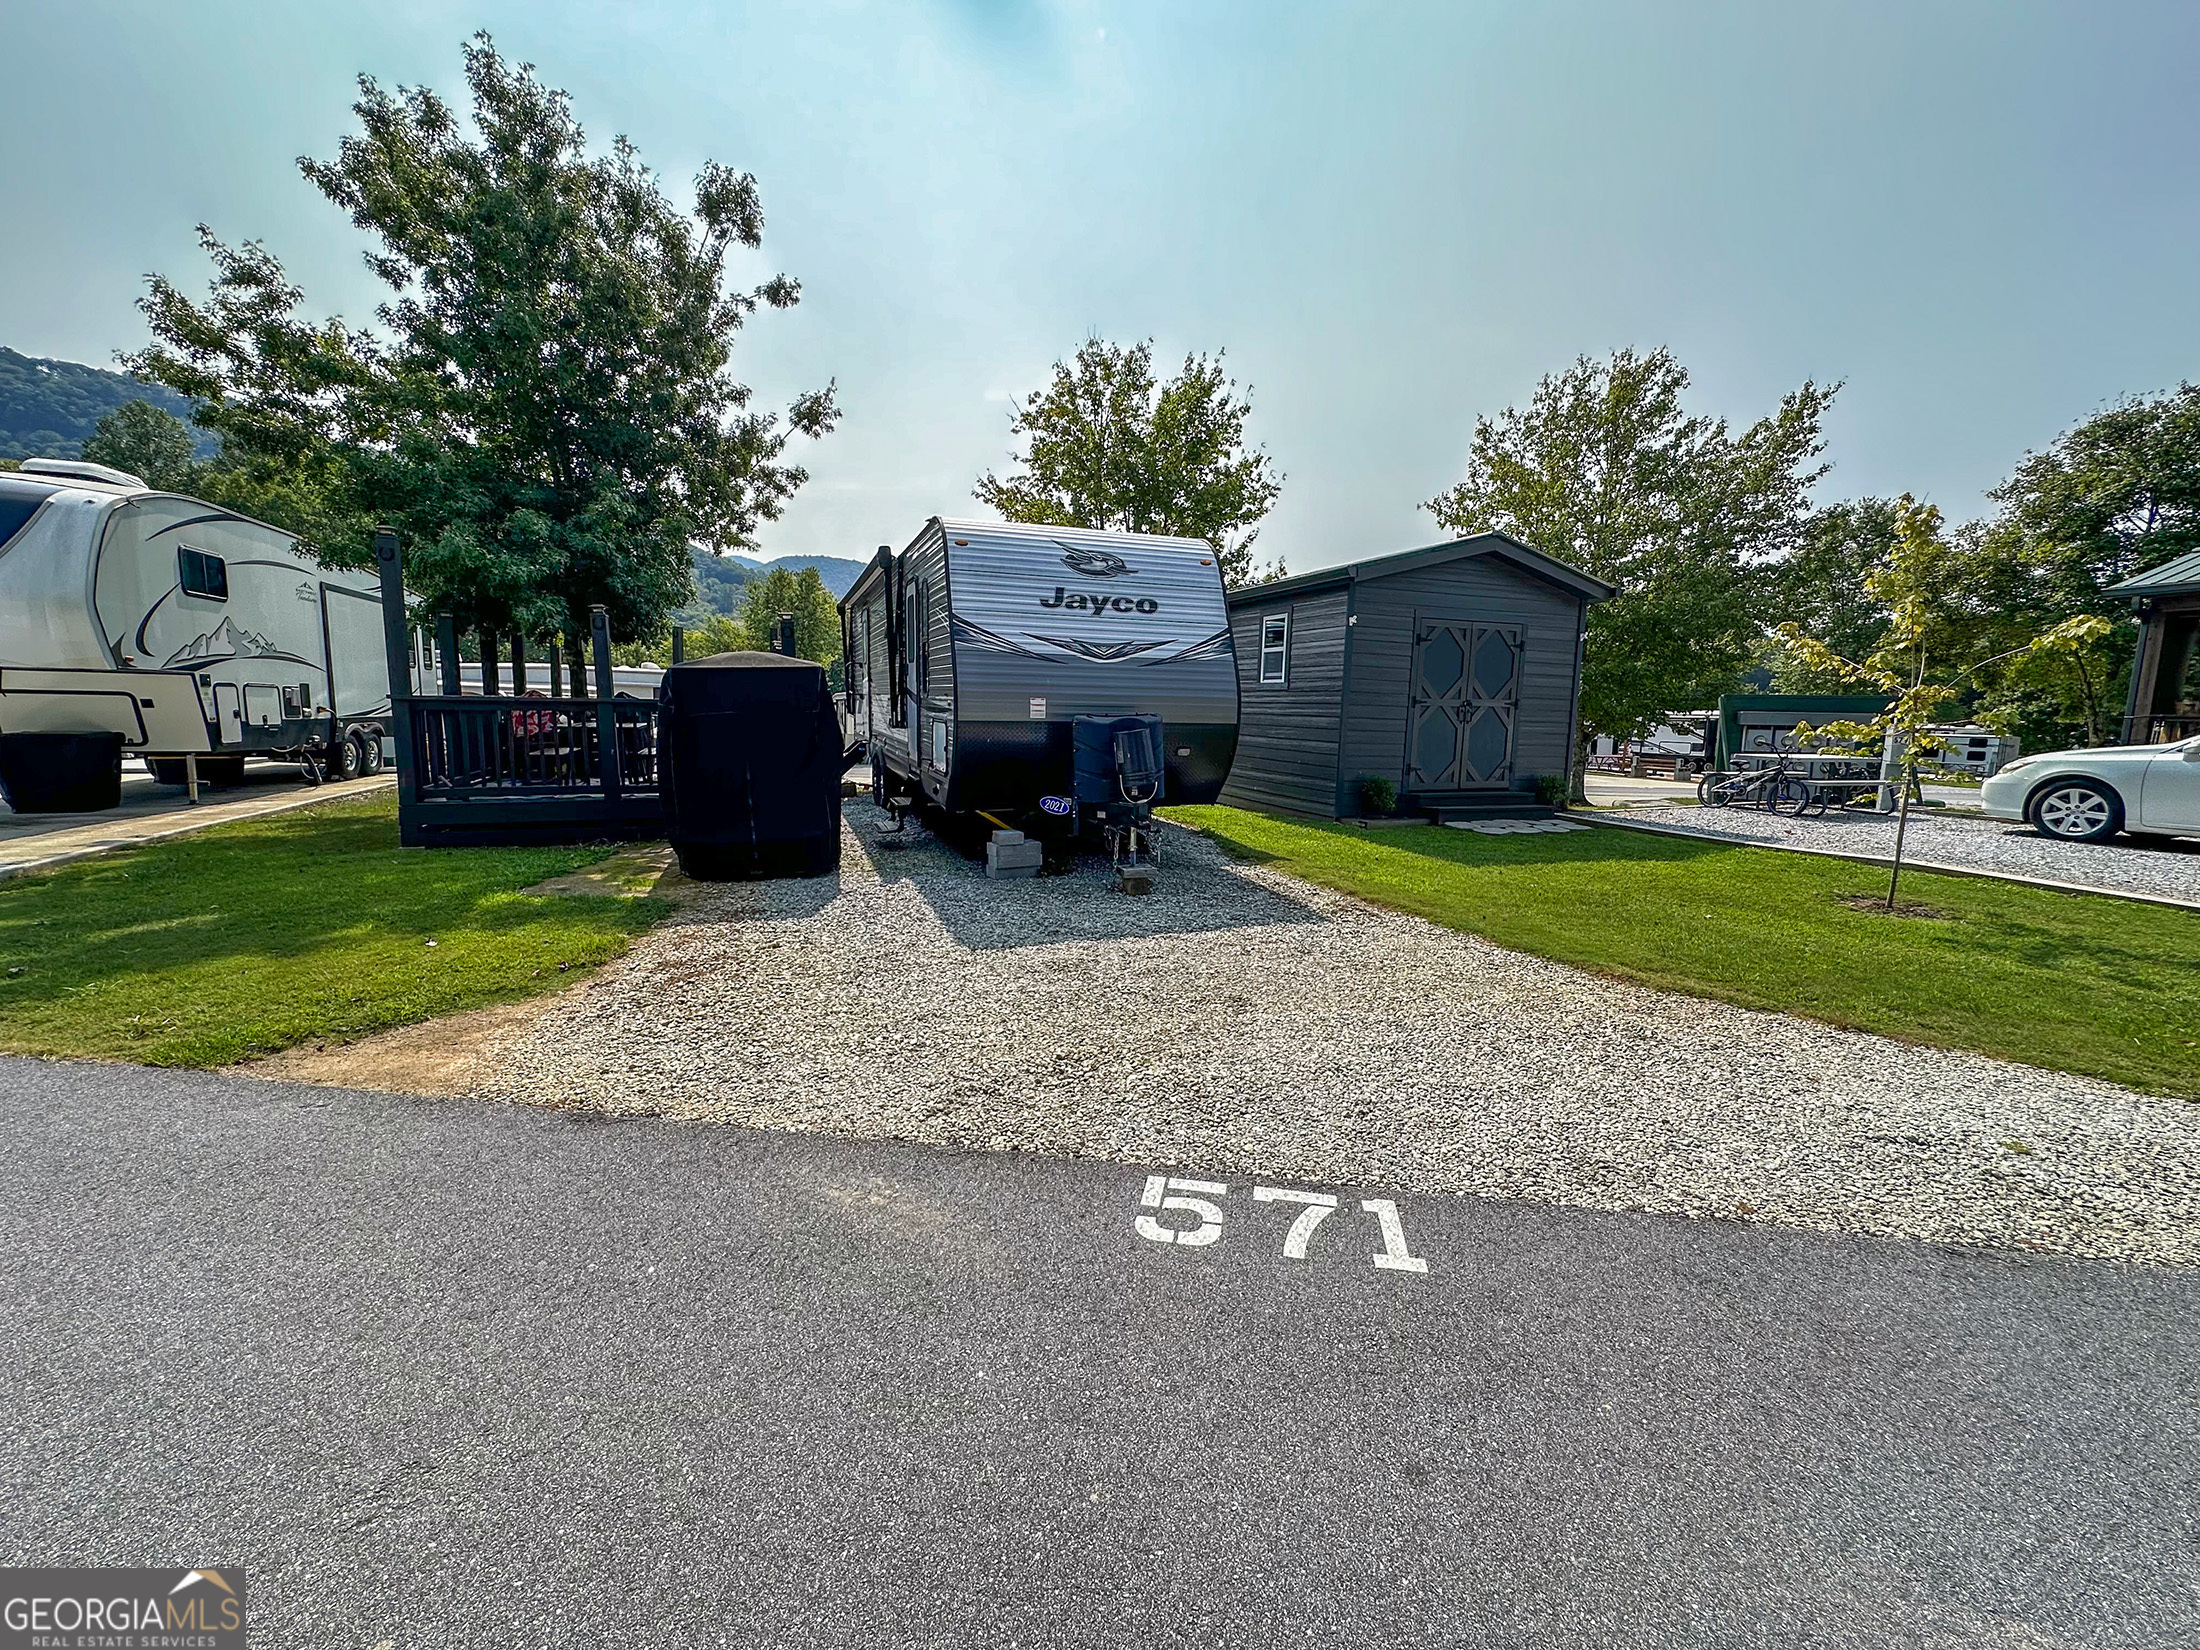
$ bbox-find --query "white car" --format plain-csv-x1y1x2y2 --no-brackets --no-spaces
1979,737,2200,841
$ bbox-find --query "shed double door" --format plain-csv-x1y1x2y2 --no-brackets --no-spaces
1404,620,1522,790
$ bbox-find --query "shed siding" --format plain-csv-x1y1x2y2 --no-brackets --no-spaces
1340,553,1582,799
1217,588,1349,816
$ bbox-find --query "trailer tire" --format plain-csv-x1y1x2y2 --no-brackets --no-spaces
358,732,385,774
326,734,362,780
149,759,189,786
193,757,248,788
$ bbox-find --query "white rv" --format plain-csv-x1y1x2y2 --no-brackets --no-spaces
0,459,394,787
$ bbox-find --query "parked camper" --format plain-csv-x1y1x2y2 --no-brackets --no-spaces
840,519,1239,881
0,460,394,793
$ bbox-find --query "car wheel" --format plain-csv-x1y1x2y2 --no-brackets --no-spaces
2030,780,2122,843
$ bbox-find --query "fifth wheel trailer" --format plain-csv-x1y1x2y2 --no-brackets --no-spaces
0,459,395,793
839,518,1239,877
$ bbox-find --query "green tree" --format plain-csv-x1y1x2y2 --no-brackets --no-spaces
1426,348,1836,797
1956,385,2200,749
975,337,1283,585
80,400,199,490
126,34,836,646
739,565,842,663
1778,496,2107,907
1761,498,1901,691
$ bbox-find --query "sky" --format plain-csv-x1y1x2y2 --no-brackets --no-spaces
3,0,2196,575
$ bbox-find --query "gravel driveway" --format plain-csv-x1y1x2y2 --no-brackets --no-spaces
1607,801,2200,904
477,801,2200,1265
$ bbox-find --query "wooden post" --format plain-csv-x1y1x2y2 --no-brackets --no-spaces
435,614,461,696
567,631,586,699
548,639,563,697
481,630,501,697
671,626,685,665
511,631,528,695
372,526,420,818
590,605,619,801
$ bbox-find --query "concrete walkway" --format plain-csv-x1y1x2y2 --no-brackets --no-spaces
0,769,393,879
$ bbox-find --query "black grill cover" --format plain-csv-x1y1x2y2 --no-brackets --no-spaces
659,652,843,880
0,731,123,814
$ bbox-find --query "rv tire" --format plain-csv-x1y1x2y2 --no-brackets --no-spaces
326,734,362,780
358,731,385,774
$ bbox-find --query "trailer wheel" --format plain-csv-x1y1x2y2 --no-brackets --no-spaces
358,731,385,774
194,757,248,788
149,759,189,786
326,734,362,780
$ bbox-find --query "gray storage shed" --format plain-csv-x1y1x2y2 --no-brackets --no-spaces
1220,533,1612,819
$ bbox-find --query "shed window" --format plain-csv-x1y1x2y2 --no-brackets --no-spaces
178,546,228,601
1259,612,1290,684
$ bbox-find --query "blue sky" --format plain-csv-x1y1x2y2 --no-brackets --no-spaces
4,1,2196,573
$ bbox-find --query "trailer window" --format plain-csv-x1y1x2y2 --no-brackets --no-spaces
178,546,229,601
1259,612,1289,684
0,479,54,552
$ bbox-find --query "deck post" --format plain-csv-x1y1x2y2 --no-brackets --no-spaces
481,630,501,697
511,631,528,695
435,614,461,696
671,626,685,666
591,604,619,801
372,526,421,821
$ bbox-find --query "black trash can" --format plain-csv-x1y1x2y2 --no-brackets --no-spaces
659,651,844,880
0,731,125,814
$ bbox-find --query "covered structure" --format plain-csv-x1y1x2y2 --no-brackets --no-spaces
2110,551,2200,745
1220,533,1611,820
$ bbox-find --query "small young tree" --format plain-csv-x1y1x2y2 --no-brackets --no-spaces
975,337,1283,584
1776,495,2106,909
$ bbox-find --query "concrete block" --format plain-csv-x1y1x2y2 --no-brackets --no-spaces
986,837,1044,878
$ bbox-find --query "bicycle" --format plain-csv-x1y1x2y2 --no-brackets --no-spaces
1697,752,1814,815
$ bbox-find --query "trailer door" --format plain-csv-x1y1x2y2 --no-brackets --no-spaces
213,682,244,743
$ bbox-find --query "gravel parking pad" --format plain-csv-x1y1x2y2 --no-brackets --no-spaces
480,802,2200,1265
1607,802,2200,903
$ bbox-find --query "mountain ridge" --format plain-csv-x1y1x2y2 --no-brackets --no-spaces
0,347,212,461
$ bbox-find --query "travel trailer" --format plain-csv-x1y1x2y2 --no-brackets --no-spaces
0,459,395,788
839,518,1239,879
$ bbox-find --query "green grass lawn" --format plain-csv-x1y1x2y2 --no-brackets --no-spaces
1167,806,2200,1098
0,792,664,1067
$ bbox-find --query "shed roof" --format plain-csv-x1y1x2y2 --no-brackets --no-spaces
1225,532,1614,607
2105,549,2200,599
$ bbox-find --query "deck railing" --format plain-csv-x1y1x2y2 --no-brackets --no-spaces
2123,714,2200,745
410,693,660,799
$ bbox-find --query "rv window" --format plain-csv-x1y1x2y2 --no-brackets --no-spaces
178,546,229,601
1259,612,1289,684
0,479,53,551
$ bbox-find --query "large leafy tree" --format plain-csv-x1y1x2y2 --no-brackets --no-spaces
1960,385,2200,747
975,337,1284,585
738,565,842,666
1426,348,1835,792
127,34,836,644
80,400,198,490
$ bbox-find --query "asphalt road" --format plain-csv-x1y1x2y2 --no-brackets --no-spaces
1,1057,2193,1649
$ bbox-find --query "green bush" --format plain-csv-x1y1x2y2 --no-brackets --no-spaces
1358,774,1398,816
1532,773,1569,807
